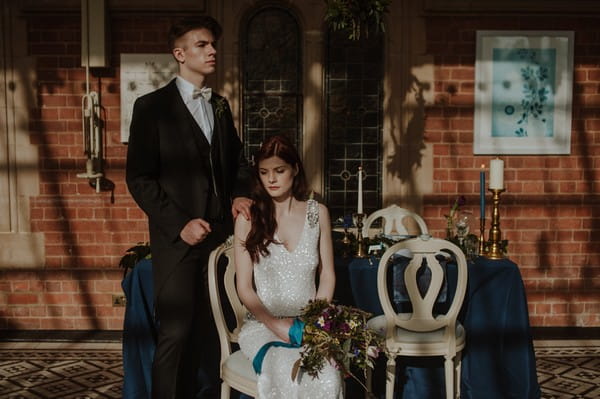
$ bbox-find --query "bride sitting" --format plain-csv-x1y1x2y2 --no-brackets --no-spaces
234,135,342,398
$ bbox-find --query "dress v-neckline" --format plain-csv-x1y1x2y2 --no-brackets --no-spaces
274,206,308,254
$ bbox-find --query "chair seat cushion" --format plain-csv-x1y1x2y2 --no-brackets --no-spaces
367,314,465,343
223,350,258,382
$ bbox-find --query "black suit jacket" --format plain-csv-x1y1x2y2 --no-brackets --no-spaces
126,79,251,295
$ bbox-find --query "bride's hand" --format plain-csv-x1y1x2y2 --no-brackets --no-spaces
268,317,295,343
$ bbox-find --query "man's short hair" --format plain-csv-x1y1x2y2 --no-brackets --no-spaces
168,16,222,50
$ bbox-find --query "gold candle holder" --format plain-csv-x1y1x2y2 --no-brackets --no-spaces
354,213,367,258
479,217,486,256
341,226,352,245
485,188,506,260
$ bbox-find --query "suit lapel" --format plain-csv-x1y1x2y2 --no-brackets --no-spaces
209,97,221,148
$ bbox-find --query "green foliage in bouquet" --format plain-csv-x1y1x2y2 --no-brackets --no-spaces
292,299,386,392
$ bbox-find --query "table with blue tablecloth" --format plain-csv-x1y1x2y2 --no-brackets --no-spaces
121,258,155,399
343,255,541,399
121,259,248,399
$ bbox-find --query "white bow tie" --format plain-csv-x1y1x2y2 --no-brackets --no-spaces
192,86,212,101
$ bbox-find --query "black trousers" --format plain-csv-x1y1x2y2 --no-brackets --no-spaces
151,226,227,399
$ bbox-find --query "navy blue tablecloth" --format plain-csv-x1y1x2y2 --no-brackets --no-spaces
121,259,250,399
344,255,541,399
121,258,155,399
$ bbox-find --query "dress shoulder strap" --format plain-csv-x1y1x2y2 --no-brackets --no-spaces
306,199,319,228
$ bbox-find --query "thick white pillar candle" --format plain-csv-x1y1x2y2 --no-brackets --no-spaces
489,158,504,189
357,166,363,214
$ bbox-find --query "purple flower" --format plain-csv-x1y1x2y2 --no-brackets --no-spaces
295,298,386,382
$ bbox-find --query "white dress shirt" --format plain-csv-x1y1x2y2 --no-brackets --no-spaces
175,76,214,143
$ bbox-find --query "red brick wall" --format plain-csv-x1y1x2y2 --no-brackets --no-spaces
0,14,175,330
422,15,600,327
1,11,598,330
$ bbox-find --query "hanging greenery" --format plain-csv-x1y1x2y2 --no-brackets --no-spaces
324,0,391,41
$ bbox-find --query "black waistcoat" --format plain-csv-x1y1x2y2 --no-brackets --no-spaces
188,115,225,222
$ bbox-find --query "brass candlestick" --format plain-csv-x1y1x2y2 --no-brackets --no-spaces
342,226,352,245
355,213,367,258
486,188,506,259
479,217,486,256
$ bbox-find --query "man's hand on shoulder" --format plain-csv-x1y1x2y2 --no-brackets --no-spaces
232,197,252,220
180,218,212,246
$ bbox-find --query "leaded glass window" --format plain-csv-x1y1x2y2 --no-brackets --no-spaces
325,31,383,221
242,7,302,161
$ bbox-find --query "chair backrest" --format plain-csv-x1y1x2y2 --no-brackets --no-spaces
208,237,248,365
362,204,429,237
377,236,467,334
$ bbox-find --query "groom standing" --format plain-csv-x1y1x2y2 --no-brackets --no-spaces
126,16,252,398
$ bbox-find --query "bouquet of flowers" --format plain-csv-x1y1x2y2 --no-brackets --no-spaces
292,299,385,391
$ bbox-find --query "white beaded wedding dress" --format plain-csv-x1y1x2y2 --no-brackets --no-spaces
238,199,342,398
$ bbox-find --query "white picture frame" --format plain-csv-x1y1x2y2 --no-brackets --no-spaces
474,31,574,154
120,54,177,143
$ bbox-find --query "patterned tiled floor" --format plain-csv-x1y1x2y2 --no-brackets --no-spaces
0,342,122,399
534,341,600,399
0,340,598,398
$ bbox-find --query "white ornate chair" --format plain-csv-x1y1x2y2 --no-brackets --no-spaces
367,236,468,399
362,204,429,238
208,238,258,399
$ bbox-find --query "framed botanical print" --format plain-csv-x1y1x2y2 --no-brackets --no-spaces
474,31,574,154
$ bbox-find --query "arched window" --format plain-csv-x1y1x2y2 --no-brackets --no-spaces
241,7,302,161
325,30,384,220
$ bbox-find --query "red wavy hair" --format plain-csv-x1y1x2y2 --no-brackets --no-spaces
244,135,308,263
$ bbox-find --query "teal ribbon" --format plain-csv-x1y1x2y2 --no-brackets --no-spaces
252,318,305,374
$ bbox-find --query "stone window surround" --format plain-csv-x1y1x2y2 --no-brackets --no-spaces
216,1,435,210
0,2,45,269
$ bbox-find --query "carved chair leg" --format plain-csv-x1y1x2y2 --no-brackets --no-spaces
220,382,230,399
444,355,454,399
456,352,462,399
